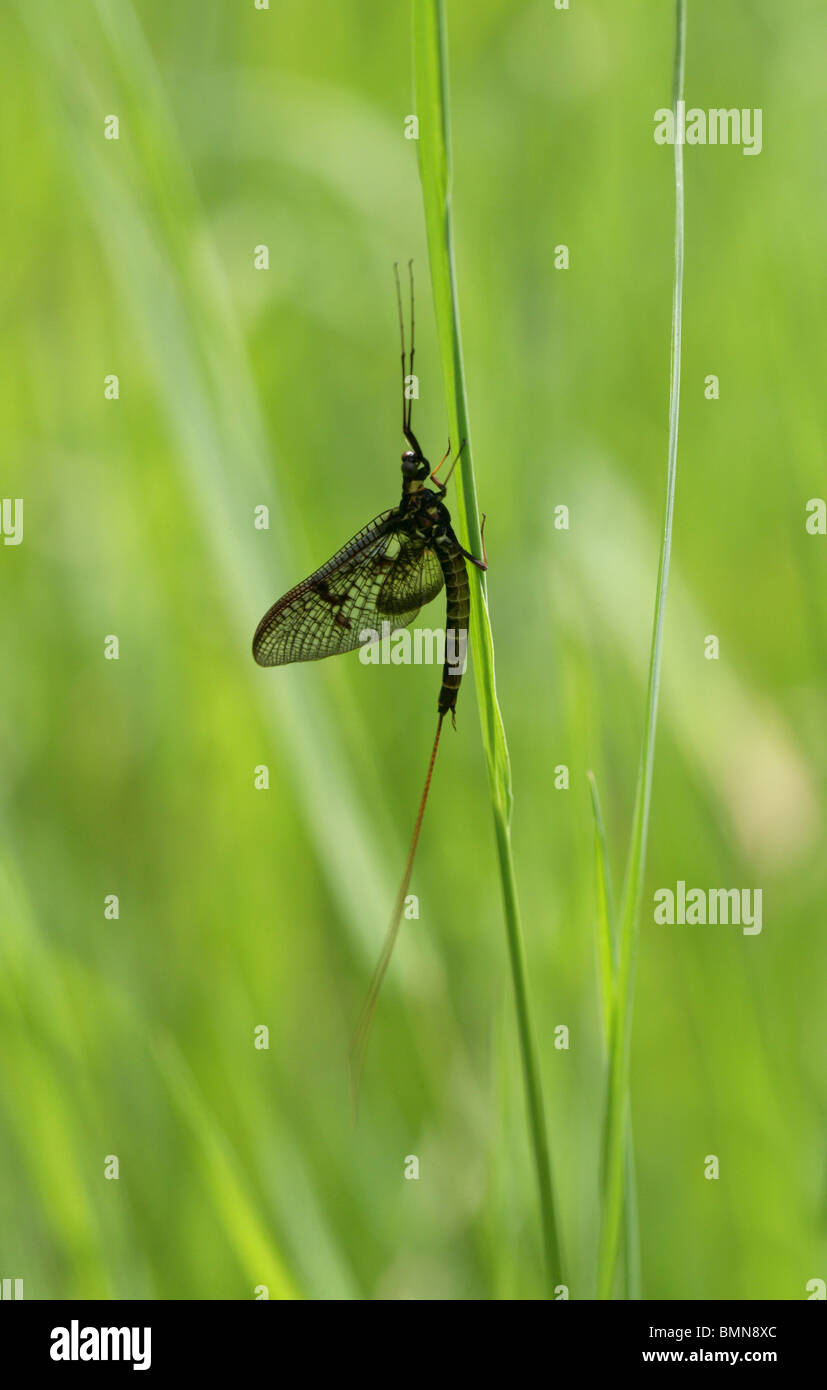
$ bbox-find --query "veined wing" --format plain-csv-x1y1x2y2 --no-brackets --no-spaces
377,537,443,615
252,511,445,666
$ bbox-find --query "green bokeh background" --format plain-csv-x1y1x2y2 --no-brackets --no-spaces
1,0,824,1300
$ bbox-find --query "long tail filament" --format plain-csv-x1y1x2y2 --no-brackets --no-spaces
349,711,446,1113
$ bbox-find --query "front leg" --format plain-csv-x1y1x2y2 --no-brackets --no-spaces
431,438,467,496
429,440,452,495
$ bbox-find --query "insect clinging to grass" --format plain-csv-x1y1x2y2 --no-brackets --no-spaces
252,263,487,1095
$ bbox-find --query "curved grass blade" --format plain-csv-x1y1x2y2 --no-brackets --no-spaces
596,0,687,1300
587,771,641,1300
588,770,616,1048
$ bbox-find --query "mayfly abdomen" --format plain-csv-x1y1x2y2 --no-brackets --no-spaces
437,541,471,717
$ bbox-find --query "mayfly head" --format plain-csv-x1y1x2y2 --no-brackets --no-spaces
401,448,429,483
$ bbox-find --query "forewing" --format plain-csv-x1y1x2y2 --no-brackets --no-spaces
253,512,444,667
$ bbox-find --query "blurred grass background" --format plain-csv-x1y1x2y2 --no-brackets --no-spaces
0,0,824,1299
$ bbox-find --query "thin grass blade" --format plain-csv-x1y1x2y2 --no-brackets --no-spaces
596,0,687,1300
413,0,563,1293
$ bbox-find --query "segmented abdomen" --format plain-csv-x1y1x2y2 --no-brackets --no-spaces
437,542,470,716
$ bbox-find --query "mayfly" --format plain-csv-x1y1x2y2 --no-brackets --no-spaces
252,263,487,1095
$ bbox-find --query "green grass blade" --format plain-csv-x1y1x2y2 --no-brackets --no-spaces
413,0,563,1293
587,770,616,1047
412,0,508,811
587,771,641,1299
153,1035,301,1300
623,1119,642,1300
596,0,687,1300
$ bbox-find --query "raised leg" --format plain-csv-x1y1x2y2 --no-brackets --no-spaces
395,260,428,461
393,262,407,438
407,260,415,437
432,438,466,494
430,439,452,494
